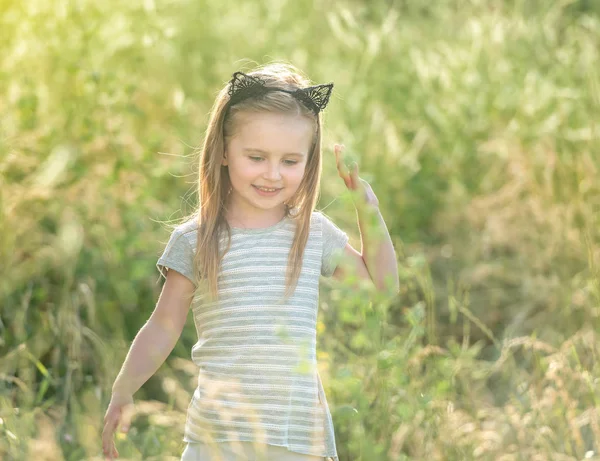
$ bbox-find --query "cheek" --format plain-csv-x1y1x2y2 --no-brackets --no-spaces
287,165,307,184
229,161,257,181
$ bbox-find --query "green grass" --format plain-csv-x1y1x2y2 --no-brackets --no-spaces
1,0,599,459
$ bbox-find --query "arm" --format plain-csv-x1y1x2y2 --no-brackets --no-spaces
103,269,194,459
333,205,399,294
331,144,400,295
111,268,195,396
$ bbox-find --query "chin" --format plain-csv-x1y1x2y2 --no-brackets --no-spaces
254,200,287,210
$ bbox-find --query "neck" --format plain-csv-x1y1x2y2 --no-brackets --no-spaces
224,198,287,229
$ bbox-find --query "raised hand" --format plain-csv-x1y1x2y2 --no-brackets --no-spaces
333,144,379,208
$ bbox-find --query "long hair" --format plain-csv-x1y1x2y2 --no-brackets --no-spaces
193,62,324,302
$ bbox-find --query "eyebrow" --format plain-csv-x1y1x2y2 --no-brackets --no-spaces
243,148,306,157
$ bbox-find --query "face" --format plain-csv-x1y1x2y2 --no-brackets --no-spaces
223,111,314,225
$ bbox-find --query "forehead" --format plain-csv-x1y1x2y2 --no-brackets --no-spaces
231,112,314,153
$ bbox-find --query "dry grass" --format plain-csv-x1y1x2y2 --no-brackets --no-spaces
1,0,599,459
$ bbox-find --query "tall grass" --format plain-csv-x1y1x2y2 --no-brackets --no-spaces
1,0,599,459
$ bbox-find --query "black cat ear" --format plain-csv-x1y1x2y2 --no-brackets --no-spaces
294,83,334,114
227,71,334,114
227,72,267,100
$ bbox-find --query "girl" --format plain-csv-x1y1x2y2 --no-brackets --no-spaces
102,63,399,461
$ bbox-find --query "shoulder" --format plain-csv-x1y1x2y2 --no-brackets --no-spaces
169,215,199,248
309,211,327,236
309,211,348,250
311,210,345,233
175,215,199,234
310,210,329,227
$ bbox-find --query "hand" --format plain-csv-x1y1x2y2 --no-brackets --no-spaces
102,392,135,460
333,144,379,209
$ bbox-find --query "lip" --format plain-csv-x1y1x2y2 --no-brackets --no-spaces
252,185,283,196
252,185,282,191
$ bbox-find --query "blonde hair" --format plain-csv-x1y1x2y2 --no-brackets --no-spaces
193,63,324,301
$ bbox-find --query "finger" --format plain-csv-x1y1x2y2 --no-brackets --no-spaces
337,165,350,182
334,145,343,172
104,445,118,461
102,412,120,455
338,169,352,189
334,145,354,190
102,435,116,459
350,162,360,190
103,439,117,460
334,150,342,174
103,400,119,423
104,408,120,435
120,403,135,433
333,144,341,164
334,144,349,176
103,438,119,460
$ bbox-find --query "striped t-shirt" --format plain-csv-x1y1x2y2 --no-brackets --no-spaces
156,211,349,460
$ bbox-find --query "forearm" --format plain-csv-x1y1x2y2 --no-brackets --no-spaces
111,318,181,396
356,204,400,294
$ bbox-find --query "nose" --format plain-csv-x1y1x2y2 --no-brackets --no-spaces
263,161,282,181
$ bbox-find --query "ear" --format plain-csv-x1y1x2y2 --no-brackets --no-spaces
222,151,228,166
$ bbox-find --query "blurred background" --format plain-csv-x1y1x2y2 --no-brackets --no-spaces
1,0,599,459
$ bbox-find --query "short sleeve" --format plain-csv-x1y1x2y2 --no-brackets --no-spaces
320,213,349,277
156,228,196,285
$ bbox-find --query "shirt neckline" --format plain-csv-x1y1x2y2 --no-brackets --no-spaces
230,215,289,234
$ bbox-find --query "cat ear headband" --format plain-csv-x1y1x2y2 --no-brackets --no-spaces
225,71,334,115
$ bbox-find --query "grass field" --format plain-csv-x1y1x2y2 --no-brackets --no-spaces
1,0,599,459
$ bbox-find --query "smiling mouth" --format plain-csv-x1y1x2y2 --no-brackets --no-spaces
253,185,282,192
